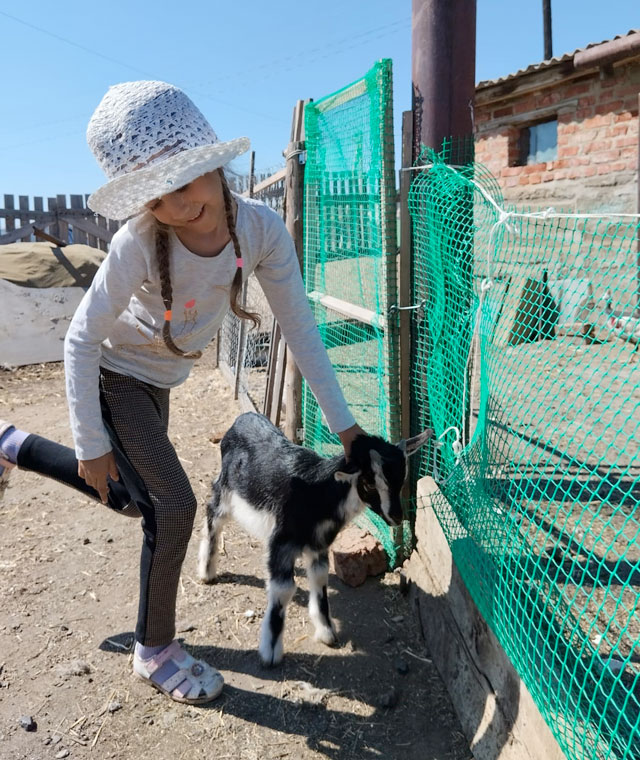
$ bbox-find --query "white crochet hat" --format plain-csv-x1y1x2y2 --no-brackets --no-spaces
86,81,250,220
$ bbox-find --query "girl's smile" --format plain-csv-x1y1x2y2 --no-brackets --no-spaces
147,171,231,256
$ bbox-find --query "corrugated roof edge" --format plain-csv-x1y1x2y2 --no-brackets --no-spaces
477,29,640,89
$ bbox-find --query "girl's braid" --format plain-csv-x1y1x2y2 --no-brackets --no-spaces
218,169,261,329
155,222,203,359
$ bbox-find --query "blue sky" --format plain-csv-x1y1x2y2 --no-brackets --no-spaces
1,1,638,200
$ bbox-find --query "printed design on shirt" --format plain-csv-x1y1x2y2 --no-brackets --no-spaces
176,298,198,337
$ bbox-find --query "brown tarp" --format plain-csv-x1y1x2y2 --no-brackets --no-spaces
0,242,105,289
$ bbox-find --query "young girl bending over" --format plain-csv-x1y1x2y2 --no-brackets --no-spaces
0,81,363,705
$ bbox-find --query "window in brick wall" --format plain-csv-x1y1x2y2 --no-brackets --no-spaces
517,118,558,165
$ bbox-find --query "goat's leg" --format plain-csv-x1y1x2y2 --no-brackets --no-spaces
259,540,296,666
305,551,337,646
198,481,227,583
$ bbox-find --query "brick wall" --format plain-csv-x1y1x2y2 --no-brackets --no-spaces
475,62,640,213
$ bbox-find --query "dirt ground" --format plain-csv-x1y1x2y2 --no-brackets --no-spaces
0,351,472,760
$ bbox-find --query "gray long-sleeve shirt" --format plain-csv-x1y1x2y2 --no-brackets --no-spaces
64,195,355,460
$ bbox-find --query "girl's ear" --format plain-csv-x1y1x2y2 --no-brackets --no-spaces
397,429,434,457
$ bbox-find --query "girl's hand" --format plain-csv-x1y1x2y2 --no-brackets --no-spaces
338,424,366,461
78,451,119,504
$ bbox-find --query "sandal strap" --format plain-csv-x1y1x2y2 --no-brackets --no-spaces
143,640,187,674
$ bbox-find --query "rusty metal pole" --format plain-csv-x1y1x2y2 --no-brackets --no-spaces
410,0,477,449
411,0,476,163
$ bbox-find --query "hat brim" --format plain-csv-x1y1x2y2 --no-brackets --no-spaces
87,137,250,220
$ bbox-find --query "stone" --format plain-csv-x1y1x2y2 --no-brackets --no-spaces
330,526,387,587
19,715,37,732
379,687,398,709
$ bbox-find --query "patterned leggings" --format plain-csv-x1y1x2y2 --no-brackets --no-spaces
16,368,196,646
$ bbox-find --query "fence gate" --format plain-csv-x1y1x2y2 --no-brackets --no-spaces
302,59,405,564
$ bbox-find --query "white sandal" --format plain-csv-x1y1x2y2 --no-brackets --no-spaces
133,640,223,704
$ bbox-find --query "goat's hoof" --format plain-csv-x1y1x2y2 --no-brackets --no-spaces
259,643,284,668
314,627,337,647
197,572,218,585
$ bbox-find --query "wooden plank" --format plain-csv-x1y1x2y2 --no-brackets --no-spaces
70,195,87,244
263,320,282,419
34,197,43,214
283,98,307,442
18,196,31,241
60,215,114,244
47,197,57,240
399,110,414,499
4,195,15,231
0,226,35,245
307,291,386,329
241,167,286,197
56,194,67,243
84,194,97,248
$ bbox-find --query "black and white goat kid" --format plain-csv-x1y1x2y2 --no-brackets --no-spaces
198,412,431,666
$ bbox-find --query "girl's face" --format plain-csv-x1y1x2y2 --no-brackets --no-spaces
146,170,225,233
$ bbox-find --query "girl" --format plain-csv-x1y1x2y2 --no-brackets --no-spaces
0,81,363,705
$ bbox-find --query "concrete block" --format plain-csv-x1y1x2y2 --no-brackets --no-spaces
405,477,567,760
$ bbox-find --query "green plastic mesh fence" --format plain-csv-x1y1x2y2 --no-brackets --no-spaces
302,60,409,565
408,143,640,760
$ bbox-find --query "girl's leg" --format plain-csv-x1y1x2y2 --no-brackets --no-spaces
1,421,139,516
98,370,196,647
99,369,223,702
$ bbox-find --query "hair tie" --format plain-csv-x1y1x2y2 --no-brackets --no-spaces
236,257,244,268
164,310,173,321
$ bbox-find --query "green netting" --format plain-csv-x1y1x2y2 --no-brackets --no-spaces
302,60,408,565
408,142,640,760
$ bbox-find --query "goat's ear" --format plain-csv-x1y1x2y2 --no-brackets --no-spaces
397,428,434,457
370,448,382,469
335,470,359,485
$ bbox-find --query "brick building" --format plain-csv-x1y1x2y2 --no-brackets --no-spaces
474,30,640,213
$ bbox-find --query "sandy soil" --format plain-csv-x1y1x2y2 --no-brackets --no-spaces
0,351,472,760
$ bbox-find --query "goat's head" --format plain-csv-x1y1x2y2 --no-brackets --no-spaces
335,429,433,526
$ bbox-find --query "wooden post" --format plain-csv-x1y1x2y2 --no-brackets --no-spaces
18,196,30,241
4,195,15,232
399,110,414,502
283,100,307,442
234,151,255,400
56,194,67,243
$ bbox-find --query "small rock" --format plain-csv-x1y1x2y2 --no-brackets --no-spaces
395,658,409,675
330,526,387,587
244,609,256,619
82,537,91,545
108,700,122,713
19,715,37,732
51,734,62,744
380,687,398,709
43,737,52,745
55,659,91,678
55,749,70,759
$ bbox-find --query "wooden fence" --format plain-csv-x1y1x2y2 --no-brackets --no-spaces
0,194,122,250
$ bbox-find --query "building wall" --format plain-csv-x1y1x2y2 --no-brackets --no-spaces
474,61,640,213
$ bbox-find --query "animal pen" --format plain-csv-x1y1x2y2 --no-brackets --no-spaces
221,59,640,760
1,53,637,760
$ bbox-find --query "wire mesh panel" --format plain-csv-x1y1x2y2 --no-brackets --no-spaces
408,145,640,760
302,59,403,563
218,172,285,409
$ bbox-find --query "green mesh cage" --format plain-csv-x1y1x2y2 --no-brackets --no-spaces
408,143,640,760
302,60,408,565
